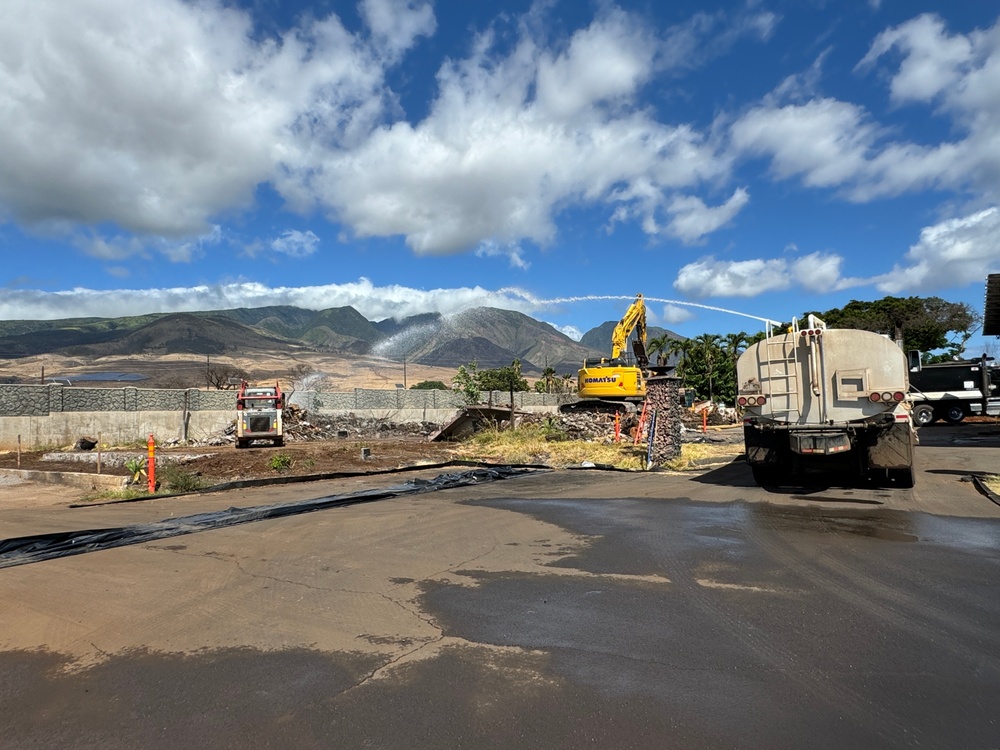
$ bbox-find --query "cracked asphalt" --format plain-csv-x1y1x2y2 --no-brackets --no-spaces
2,424,1000,748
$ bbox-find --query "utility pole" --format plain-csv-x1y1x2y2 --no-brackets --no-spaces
403,356,407,389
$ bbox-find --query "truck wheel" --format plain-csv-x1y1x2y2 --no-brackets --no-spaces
751,464,779,487
943,404,965,424
235,439,247,449
273,437,284,447
912,404,935,426
890,466,915,488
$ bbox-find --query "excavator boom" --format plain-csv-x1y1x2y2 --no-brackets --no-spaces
610,293,647,363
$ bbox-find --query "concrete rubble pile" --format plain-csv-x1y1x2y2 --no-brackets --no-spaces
285,406,439,441
517,410,631,442
212,404,438,446
685,401,739,427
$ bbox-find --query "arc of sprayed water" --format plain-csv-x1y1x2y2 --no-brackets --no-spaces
498,289,783,327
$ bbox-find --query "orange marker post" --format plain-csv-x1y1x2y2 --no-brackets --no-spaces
147,433,156,493
702,409,707,434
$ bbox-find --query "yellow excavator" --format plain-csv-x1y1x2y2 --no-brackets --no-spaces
567,293,649,411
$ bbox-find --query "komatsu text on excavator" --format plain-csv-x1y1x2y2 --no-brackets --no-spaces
573,293,649,406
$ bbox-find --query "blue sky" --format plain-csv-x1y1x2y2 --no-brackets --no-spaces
1,0,999,354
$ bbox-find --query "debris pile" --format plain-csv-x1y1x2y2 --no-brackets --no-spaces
517,410,638,442
682,402,738,428
206,405,439,446
284,405,437,441
520,405,743,445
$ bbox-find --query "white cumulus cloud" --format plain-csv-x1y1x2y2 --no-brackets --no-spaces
360,0,436,60
0,0,402,237
674,256,790,297
271,230,320,258
0,0,779,264
674,251,865,298
730,13,1000,204
660,304,695,324
475,240,530,270
664,188,749,243
0,278,590,322
875,207,1000,293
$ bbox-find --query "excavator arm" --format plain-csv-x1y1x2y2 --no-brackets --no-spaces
610,294,648,367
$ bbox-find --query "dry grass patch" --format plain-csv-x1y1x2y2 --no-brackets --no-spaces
661,441,743,471
453,425,743,471
984,475,1000,495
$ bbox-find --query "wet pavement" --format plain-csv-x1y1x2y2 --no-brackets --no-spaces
2,430,1000,748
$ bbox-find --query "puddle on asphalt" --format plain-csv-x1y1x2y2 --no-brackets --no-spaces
755,503,1000,550
755,505,918,543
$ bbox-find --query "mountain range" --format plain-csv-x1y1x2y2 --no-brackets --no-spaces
0,305,682,374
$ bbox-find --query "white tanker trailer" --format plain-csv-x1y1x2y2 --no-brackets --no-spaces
737,315,915,488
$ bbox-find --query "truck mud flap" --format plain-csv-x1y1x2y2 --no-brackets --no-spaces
867,423,914,470
0,466,545,570
743,424,778,464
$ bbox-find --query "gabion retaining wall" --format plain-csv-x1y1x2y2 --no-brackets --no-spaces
0,384,235,416
292,388,567,412
645,375,683,466
0,384,568,449
0,384,567,417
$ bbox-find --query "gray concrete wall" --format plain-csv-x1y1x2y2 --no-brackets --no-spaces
0,384,566,449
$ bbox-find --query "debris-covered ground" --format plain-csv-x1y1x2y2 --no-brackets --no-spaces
0,404,743,490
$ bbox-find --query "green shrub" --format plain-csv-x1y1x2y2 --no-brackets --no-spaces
411,380,447,390
157,462,205,493
269,453,293,472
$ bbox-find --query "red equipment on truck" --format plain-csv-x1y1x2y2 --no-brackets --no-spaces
235,380,285,449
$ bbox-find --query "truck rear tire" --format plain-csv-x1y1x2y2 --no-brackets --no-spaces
943,404,965,424
236,438,248,449
751,464,779,487
912,404,935,426
889,466,915,488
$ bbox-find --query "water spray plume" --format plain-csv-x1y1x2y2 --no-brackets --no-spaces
497,288,783,327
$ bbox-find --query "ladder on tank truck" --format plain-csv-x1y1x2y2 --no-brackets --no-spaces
755,315,827,423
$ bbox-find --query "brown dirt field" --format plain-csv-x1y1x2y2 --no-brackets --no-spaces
0,437,468,509
2,351,469,391
0,438,462,485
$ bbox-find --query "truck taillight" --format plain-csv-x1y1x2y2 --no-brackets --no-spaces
740,395,767,406
869,391,898,403
738,396,747,406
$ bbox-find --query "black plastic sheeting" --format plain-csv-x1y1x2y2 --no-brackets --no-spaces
0,466,546,570
71,459,525,507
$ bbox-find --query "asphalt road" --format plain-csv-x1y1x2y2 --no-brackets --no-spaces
1,424,999,749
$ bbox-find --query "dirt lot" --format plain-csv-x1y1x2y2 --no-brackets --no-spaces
2,351,466,391
0,437,462,484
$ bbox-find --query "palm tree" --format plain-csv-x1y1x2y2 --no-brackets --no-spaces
665,337,688,367
721,331,749,404
647,335,670,365
723,331,749,361
694,333,722,401
541,366,556,394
